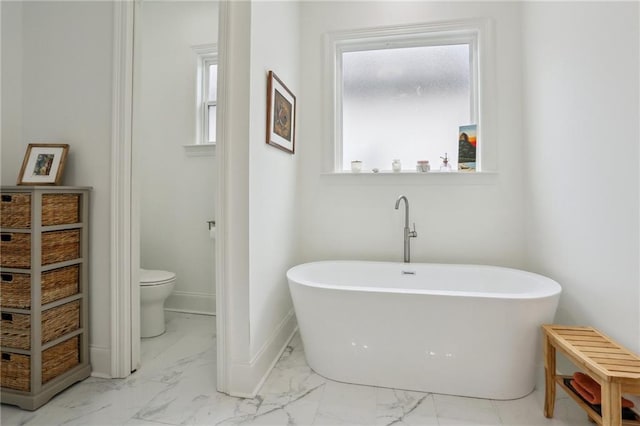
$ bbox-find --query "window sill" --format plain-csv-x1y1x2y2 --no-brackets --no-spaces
183,144,216,157
320,170,498,185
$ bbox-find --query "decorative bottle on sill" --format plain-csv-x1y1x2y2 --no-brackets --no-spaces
440,153,452,172
392,159,401,172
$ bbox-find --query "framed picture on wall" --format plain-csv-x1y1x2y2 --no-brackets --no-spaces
17,143,70,185
266,71,296,154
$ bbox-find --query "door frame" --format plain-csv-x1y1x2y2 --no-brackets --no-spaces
109,0,229,391
110,0,135,377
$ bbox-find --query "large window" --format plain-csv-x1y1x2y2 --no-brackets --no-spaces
327,20,491,172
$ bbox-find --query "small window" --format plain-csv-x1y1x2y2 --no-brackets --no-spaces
194,44,218,145
326,19,491,172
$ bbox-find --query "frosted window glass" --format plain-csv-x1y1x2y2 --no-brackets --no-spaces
342,44,471,171
207,64,218,101
207,104,217,143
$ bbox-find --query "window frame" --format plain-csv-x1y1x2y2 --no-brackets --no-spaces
324,18,494,173
203,58,217,144
193,44,218,145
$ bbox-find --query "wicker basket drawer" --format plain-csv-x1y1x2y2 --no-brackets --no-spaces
42,194,80,226
42,265,80,305
0,272,30,308
0,229,81,268
1,193,31,229
1,351,31,392
0,300,81,350
0,265,80,309
42,229,81,266
0,312,30,349
42,301,81,344
0,233,31,268
0,336,80,392
42,336,80,384
1,193,80,229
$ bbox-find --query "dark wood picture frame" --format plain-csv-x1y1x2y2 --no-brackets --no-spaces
17,143,70,186
266,71,296,154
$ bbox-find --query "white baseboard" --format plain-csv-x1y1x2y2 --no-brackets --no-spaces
165,308,216,316
227,309,298,398
165,291,215,315
89,345,112,378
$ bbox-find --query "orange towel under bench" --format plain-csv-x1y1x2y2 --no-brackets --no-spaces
571,372,634,408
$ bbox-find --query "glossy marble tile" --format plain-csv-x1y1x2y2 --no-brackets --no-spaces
312,381,377,425
375,388,438,426
0,312,607,426
122,419,171,426
139,311,216,367
132,358,218,424
47,377,172,425
434,393,502,425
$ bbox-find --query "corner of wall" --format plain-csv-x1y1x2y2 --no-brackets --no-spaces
90,345,112,378
226,309,297,397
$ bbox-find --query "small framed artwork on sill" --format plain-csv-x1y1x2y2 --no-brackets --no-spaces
266,70,296,154
458,124,477,172
17,143,69,185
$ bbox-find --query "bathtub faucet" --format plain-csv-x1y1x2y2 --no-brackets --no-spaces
394,195,418,263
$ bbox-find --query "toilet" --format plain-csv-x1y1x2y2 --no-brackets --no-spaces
140,268,176,338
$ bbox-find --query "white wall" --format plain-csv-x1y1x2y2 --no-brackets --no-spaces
221,0,299,396
297,2,526,268
522,2,640,352
248,0,299,358
1,1,23,176
137,1,218,315
0,1,114,375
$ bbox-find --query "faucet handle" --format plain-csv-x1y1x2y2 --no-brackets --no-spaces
410,222,418,237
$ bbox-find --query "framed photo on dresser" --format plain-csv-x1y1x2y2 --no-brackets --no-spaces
17,143,69,185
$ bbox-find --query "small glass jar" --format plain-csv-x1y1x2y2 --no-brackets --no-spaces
392,159,401,172
416,160,430,172
351,160,362,173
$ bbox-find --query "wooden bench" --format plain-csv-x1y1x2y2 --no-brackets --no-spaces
542,325,640,426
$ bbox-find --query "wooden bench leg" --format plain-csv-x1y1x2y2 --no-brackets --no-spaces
601,382,622,426
544,334,556,418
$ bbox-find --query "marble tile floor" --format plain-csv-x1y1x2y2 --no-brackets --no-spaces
2,312,596,426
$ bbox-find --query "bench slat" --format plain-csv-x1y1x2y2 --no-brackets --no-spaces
544,324,640,379
592,358,640,367
571,341,619,349
582,350,637,359
565,335,611,343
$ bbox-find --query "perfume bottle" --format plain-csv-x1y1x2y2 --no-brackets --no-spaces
440,153,452,172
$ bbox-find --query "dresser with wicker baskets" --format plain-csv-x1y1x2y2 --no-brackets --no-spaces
0,186,91,410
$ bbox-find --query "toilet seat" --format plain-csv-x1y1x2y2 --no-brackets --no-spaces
140,269,176,286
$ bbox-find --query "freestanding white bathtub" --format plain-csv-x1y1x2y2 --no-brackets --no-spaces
287,260,561,400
